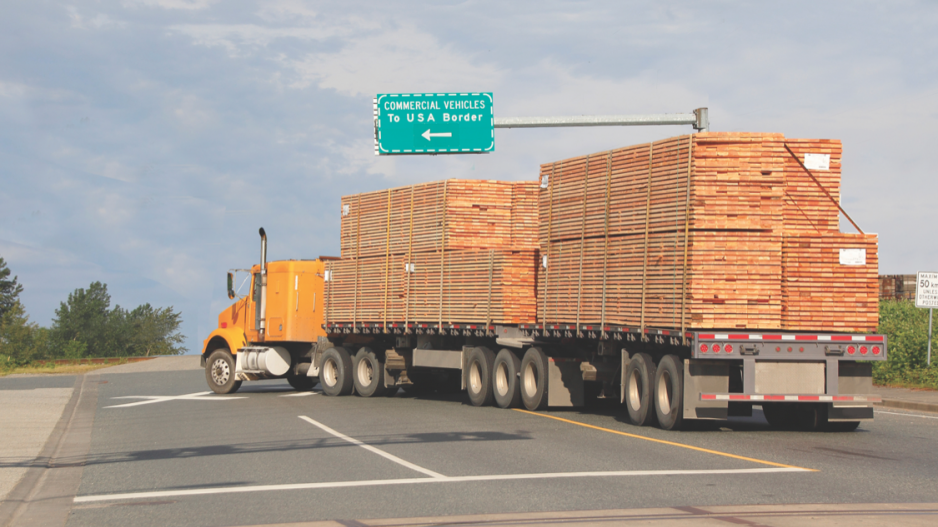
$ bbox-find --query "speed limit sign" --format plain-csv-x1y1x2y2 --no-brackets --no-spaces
916,272,938,308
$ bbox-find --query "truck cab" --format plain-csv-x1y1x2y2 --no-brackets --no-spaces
201,229,329,394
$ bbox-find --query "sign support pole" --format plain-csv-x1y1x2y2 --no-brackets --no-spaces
928,308,935,366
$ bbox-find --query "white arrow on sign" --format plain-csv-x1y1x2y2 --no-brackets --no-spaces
421,129,452,141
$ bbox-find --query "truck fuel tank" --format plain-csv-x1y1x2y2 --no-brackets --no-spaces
236,346,291,379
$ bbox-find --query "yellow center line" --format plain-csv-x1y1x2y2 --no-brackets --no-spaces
512,409,816,472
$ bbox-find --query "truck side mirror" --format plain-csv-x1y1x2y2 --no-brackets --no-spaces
227,272,235,299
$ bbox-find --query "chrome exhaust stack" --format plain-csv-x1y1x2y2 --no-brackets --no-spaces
258,227,268,337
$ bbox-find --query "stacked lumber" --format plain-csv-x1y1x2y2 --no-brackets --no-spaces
782,139,842,234
327,179,539,326
536,131,878,332
539,230,782,330
537,132,787,330
339,180,538,258
324,250,537,325
538,133,785,244
781,234,879,332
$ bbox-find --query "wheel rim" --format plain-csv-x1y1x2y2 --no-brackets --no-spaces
469,361,483,394
657,370,672,414
323,358,338,387
357,358,374,386
495,362,509,396
211,358,230,386
628,369,642,411
522,361,538,397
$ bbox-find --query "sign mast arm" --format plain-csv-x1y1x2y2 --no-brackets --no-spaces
493,108,708,132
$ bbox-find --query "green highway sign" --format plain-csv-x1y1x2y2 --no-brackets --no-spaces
374,92,494,155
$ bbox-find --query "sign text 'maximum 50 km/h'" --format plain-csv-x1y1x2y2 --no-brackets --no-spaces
374,93,494,155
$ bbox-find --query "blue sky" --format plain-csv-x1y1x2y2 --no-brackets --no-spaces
2,1,936,352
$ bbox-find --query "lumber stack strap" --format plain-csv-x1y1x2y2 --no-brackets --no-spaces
340,179,539,258
324,249,537,325
782,233,879,332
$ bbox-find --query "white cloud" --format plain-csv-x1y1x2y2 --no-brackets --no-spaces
281,24,502,96
123,0,219,11
67,7,126,29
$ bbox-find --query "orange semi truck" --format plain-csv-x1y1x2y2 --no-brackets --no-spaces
202,225,886,432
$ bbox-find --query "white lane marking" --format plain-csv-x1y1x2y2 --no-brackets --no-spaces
876,410,938,420
73,467,807,503
104,391,245,408
280,392,319,397
298,415,446,479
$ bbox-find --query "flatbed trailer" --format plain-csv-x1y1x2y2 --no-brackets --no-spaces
316,317,884,430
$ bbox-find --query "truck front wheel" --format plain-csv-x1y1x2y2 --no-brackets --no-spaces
320,347,353,396
466,347,496,407
625,353,656,426
205,349,242,395
353,347,387,397
654,355,684,430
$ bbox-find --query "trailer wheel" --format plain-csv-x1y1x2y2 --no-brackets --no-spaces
466,347,496,406
353,347,387,397
654,355,684,430
320,347,353,396
762,403,797,429
520,347,549,411
287,374,317,391
205,349,242,394
493,349,522,409
625,353,657,426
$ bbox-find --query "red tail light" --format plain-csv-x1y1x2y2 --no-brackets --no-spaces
724,344,733,354
860,346,868,355
700,344,709,353
872,346,881,356
712,344,721,353
847,345,856,355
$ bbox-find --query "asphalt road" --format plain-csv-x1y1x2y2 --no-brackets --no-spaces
5,363,938,526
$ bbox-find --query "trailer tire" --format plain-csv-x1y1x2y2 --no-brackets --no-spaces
287,374,316,391
762,403,797,429
520,347,549,411
466,347,496,407
353,347,387,397
205,349,242,394
625,353,657,426
493,349,522,409
320,347,353,396
654,355,684,430
826,421,861,432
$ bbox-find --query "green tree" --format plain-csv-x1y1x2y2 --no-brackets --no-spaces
0,301,48,366
0,257,24,319
49,281,115,357
124,303,185,356
49,282,185,358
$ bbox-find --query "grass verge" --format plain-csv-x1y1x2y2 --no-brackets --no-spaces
0,358,135,377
